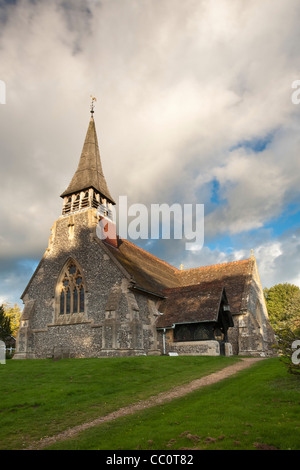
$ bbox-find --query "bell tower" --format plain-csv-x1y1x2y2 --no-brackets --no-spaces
60,97,116,218
59,98,117,247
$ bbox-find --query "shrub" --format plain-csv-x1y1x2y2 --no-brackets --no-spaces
275,323,300,376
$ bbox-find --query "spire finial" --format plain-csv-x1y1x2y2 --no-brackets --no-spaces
90,95,97,116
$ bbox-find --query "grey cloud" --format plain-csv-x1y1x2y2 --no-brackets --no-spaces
0,0,300,305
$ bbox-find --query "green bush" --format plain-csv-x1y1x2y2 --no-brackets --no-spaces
275,325,300,376
5,349,15,360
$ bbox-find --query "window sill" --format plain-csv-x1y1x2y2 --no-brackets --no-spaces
48,318,92,326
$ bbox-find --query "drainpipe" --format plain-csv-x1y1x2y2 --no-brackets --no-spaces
158,324,175,355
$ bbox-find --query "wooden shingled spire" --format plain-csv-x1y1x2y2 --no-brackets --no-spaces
60,98,115,205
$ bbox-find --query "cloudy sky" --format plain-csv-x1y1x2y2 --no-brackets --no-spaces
0,0,300,308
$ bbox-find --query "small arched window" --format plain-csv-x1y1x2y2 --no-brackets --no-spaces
58,261,85,317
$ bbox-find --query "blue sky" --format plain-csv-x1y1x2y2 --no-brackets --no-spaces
0,0,300,308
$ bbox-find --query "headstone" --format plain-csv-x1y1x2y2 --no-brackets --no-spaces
0,341,6,364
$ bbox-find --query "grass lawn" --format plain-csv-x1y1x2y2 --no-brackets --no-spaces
44,358,300,451
0,355,239,450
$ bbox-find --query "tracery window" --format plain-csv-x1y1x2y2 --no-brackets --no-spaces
58,262,85,316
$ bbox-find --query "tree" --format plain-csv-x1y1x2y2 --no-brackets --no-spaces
264,283,300,334
264,283,300,376
275,326,300,376
0,304,13,341
2,303,22,336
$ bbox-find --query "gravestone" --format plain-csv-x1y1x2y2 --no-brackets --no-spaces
0,340,6,364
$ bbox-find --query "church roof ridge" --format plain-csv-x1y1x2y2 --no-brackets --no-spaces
162,280,225,293
177,257,251,274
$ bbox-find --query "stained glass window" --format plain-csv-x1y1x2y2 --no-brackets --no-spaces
57,261,85,318
69,265,76,275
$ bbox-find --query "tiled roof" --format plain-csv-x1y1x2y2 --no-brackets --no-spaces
178,259,254,314
104,238,179,294
105,238,254,321
156,282,227,328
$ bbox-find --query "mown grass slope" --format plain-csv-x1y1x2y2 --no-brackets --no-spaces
45,358,300,451
0,355,239,450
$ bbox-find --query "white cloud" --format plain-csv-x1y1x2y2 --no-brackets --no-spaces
0,0,300,305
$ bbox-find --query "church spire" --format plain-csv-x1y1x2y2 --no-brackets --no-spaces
60,100,115,215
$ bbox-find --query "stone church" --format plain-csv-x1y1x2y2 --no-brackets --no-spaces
15,108,276,359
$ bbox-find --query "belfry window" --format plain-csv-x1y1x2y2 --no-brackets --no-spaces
58,262,85,316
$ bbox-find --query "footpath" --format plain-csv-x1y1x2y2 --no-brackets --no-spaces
27,357,263,450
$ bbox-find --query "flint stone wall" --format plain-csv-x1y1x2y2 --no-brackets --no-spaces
15,209,160,359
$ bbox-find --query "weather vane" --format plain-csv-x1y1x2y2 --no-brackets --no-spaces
90,95,97,115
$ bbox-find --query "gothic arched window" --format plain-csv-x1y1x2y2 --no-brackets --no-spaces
57,261,85,317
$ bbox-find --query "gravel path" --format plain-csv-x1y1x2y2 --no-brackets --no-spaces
26,357,263,450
